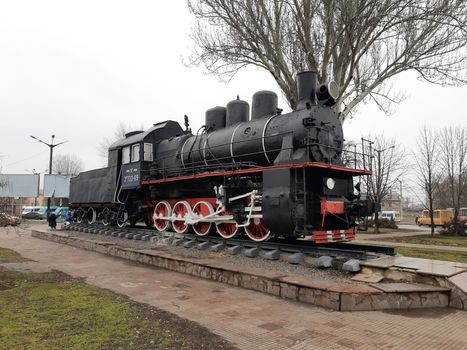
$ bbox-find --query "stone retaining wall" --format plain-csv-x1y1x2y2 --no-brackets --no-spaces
31,230,450,312
361,266,467,311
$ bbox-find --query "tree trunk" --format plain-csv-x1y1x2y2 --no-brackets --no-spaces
429,211,435,236
374,208,380,234
429,193,435,236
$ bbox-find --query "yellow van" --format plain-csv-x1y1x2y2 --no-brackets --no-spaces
417,209,453,227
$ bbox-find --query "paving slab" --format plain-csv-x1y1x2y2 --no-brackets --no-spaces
370,283,451,293
361,256,421,268
448,272,467,294
351,273,384,283
361,255,467,278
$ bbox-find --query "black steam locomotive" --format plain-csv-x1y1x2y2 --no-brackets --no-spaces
70,71,372,242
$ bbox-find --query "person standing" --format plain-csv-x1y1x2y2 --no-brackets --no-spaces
48,213,57,230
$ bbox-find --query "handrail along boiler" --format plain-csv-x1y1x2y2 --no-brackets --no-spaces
69,70,374,242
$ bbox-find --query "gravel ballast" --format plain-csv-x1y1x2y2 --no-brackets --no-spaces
65,229,361,284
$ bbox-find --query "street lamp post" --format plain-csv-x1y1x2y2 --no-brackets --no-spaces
30,135,68,218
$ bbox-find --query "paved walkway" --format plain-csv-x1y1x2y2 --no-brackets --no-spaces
353,239,467,253
355,228,430,240
1,227,466,350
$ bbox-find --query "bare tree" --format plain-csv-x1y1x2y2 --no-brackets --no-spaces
0,161,7,189
0,164,9,213
341,140,359,168
362,135,404,233
439,126,467,230
414,125,440,235
188,0,467,119
52,154,84,177
98,122,145,162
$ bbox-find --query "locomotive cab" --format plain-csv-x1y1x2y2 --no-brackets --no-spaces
109,121,185,190
120,141,152,190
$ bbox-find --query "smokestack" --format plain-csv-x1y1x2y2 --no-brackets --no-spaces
296,71,317,110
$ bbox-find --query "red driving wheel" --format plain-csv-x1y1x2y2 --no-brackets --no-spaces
245,218,271,242
192,201,213,236
216,207,238,239
172,201,191,234
153,201,171,232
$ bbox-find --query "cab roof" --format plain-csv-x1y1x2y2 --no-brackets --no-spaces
108,120,184,150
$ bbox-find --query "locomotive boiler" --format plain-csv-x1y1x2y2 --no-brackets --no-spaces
69,70,373,242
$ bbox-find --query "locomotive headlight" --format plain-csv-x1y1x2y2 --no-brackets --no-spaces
326,178,335,190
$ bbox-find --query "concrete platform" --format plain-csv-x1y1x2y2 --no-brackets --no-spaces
30,228,454,312
360,255,467,310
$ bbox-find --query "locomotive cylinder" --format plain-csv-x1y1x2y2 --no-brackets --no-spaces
226,96,249,126
205,106,226,131
251,90,278,119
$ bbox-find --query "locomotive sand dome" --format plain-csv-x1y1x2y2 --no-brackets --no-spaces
69,70,374,242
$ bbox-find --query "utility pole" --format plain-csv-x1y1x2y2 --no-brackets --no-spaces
30,135,68,218
372,145,395,232
397,179,403,221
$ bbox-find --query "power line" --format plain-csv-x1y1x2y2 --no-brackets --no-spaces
3,151,49,167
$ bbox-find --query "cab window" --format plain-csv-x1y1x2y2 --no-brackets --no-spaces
144,143,153,161
122,146,130,164
131,144,140,162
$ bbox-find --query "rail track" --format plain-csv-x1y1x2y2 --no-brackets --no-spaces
65,223,395,260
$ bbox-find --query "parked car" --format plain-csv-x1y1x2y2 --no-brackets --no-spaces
22,208,44,219
380,211,401,222
21,206,59,220
21,206,35,216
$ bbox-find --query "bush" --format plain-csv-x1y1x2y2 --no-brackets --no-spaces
440,221,467,236
367,218,398,229
0,213,21,227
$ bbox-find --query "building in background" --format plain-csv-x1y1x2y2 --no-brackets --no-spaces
0,174,69,216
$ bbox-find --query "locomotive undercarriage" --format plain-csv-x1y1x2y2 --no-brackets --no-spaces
145,166,361,242
72,164,365,244
148,175,270,241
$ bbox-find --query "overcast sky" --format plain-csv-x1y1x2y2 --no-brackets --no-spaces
1,0,466,191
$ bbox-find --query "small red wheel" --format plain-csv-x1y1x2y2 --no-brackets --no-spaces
171,201,191,234
153,201,171,232
245,218,271,242
215,207,238,239
192,201,213,236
